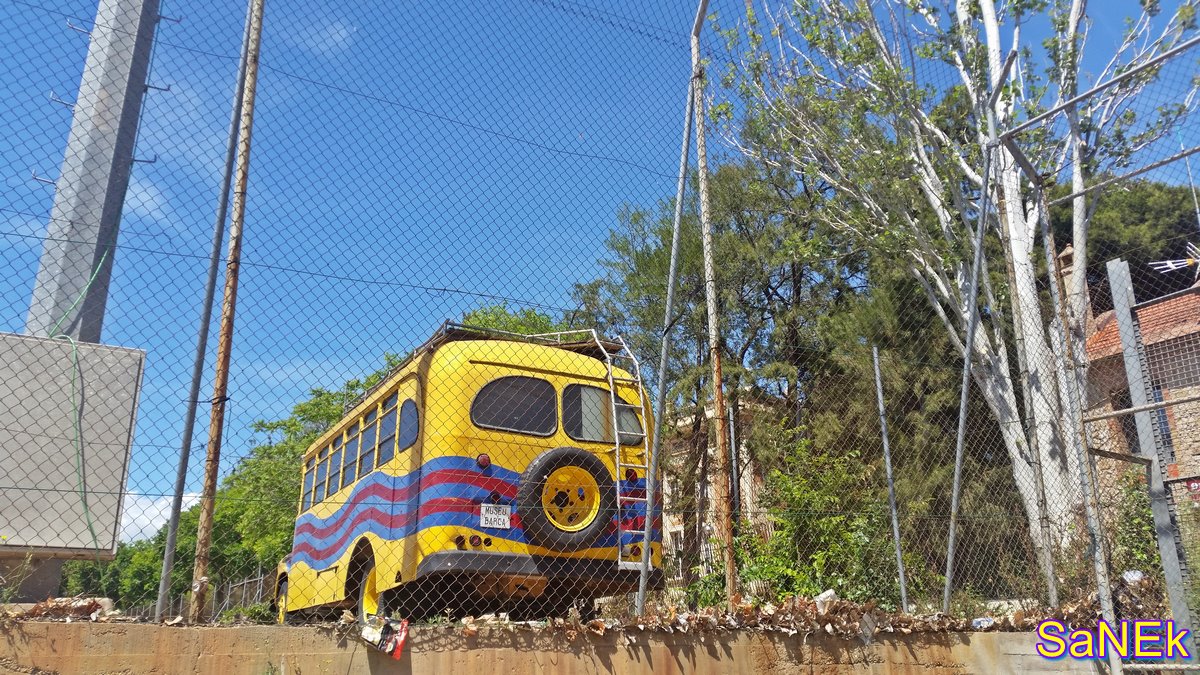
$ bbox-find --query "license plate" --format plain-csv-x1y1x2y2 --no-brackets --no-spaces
480,503,511,529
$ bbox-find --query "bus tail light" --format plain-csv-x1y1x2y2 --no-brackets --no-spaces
469,535,483,547
625,469,637,482
476,453,491,469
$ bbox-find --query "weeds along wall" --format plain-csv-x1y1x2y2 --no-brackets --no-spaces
2,0,1198,628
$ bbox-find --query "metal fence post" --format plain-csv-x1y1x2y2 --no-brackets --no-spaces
155,0,256,624
690,0,738,609
635,75,695,617
873,346,909,613
1107,258,1193,641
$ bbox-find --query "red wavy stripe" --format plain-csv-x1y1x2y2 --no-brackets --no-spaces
417,498,477,517
291,507,414,561
295,483,398,539
421,469,518,497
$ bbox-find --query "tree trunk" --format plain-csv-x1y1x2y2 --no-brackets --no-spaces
962,161,1081,551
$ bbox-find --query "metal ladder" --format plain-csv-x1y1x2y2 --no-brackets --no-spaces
594,334,653,572
529,328,654,573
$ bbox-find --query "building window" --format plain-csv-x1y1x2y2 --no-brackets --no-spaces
470,376,557,436
1112,389,1140,454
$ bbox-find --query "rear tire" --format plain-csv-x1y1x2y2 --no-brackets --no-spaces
517,447,616,552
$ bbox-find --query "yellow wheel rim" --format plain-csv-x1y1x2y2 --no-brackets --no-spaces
541,465,601,533
277,582,288,624
361,566,379,618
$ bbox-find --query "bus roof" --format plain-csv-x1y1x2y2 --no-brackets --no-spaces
345,321,625,412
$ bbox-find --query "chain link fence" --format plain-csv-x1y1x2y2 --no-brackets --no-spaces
1,0,1197,645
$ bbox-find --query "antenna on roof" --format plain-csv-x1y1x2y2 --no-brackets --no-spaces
1149,241,1200,281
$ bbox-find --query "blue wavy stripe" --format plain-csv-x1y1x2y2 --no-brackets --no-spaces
290,454,660,570
293,484,659,564
290,499,663,571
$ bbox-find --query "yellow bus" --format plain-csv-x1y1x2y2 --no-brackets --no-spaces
274,323,663,622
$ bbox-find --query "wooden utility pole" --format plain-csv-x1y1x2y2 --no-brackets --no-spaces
690,0,737,608
188,0,265,624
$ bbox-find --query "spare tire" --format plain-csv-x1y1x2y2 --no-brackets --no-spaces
517,447,616,552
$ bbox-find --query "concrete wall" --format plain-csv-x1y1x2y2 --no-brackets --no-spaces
0,623,1096,675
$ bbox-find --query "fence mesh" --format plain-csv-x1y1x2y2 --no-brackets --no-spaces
1,0,1197,636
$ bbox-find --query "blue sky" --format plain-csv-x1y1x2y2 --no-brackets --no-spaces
1,0,708,540
1,0,1196,541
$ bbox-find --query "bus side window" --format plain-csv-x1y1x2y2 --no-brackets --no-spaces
302,459,315,511
378,393,398,466
314,448,329,504
399,399,419,451
342,423,360,489
328,436,343,498
359,408,378,475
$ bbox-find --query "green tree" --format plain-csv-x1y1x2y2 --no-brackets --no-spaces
1052,180,1200,307
461,303,565,334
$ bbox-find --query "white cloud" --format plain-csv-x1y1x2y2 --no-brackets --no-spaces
125,175,170,222
298,20,358,57
120,492,199,542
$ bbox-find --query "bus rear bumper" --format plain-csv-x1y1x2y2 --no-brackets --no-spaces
415,551,664,594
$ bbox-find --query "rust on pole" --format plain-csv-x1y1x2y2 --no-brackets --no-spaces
690,0,736,608
188,0,266,624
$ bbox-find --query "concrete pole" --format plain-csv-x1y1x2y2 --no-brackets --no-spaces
944,53,1016,613
26,0,160,342
189,0,266,624
942,142,993,613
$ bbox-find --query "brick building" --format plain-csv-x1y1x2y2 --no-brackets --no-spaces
1083,281,1200,493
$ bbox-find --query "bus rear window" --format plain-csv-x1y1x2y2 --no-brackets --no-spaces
470,376,556,436
563,384,643,445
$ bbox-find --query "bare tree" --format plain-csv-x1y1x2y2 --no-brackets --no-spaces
714,0,1199,554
